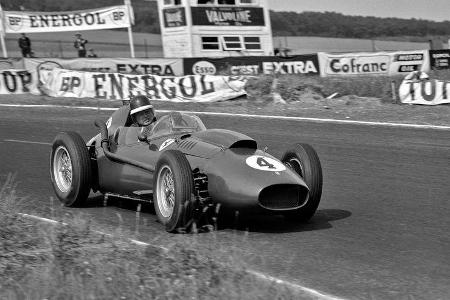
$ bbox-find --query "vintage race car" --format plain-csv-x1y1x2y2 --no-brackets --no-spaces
50,106,323,232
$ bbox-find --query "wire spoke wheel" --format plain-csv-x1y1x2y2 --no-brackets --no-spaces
53,146,73,193
153,150,194,232
157,165,175,218
50,131,92,207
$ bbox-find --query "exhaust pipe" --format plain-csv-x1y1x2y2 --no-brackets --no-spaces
94,120,155,173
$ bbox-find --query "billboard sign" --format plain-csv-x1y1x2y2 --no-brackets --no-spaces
184,55,320,76
318,50,430,77
429,50,450,70
191,7,265,26
3,5,131,33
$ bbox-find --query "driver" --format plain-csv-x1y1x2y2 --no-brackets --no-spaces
129,95,156,127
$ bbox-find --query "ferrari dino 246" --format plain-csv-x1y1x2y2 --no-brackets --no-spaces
50,106,323,232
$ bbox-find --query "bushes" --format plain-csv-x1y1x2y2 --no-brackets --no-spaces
245,70,450,103
245,74,397,103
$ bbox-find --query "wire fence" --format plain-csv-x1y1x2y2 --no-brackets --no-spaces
4,34,439,59
5,38,163,58
273,36,431,54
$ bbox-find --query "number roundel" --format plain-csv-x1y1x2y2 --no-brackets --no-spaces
159,139,175,151
245,155,286,172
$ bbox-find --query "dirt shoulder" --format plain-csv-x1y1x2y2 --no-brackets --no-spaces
2,93,450,127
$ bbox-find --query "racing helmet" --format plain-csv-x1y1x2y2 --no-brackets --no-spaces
130,95,156,126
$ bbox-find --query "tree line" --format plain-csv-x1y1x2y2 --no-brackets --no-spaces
2,0,450,39
270,11,450,39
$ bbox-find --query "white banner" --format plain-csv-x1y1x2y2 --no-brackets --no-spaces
399,73,450,105
0,58,25,70
23,58,184,76
38,68,247,102
318,50,430,77
3,5,130,33
0,70,34,94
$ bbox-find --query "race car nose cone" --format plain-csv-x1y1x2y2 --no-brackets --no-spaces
204,148,308,210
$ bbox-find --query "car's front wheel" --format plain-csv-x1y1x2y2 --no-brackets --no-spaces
50,132,92,207
153,150,194,232
281,143,323,222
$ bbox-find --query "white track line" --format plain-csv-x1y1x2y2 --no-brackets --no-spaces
1,103,449,130
4,139,51,145
247,269,346,300
17,213,164,248
19,213,62,225
18,212,345,300
185,111,450,130
0,104,116,111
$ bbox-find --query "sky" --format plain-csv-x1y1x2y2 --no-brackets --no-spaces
268,0,450,22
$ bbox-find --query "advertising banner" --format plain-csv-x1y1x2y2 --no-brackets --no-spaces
163,7,187,28
191,7,265,26
0,70,34,94
24,58,184,76
399,72,450,105
38,68,247,102
318,50,430,77
184,55,320,76
3,5,131,33
0,58,25,70
391,51,429,73
429,50,450,70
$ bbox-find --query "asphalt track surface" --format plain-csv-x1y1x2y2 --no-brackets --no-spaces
0,106,449,300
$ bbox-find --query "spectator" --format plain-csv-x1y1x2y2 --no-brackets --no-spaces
274,47,280,56
274,47,291,57
74,33,88,57
18,33,32,57
87,48,98,58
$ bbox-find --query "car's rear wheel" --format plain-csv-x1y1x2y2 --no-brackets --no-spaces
281,143,323,222
153,150,194,232
50,132,92,207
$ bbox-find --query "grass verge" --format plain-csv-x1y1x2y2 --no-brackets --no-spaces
0,175,300,300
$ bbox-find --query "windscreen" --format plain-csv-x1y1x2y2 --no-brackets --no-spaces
150,112,206,139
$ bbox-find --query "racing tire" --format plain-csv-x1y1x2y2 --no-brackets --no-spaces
281,143,323,222
153,150,194,233
50,132,92,207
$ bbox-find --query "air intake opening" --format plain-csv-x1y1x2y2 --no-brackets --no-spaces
259,184,309,210
229,139,257,149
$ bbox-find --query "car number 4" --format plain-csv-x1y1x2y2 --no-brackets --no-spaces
246,155,286,172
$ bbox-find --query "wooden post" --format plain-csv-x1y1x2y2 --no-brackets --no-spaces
128,27,135,58
125,0,135,58
0,4,8,58
0,34,7,58
391,81,397,103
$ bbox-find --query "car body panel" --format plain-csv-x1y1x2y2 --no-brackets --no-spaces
203,148,307,210
88,107,310,212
